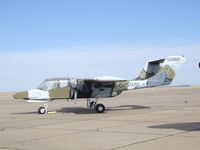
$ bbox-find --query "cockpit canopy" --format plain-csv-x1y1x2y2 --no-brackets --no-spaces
37,78,76,91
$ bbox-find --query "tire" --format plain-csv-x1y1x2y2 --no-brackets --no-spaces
95,104,105,113
38,107,46,114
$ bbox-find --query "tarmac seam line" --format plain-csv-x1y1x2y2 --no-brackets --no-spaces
109,127,200,150
0,146,26,150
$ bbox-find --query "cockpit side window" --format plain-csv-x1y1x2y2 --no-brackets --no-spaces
37,79,70,90
51,81,60,90
60,80,69,88
37,81,55,90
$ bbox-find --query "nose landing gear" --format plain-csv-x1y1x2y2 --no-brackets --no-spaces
38,103,48,114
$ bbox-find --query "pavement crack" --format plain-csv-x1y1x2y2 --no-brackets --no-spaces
0,146,26,150
109,128,200,150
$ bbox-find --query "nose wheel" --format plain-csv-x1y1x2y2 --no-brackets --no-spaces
38,103,48,114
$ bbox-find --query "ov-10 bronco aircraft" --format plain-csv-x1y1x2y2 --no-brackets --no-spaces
13,56,186,114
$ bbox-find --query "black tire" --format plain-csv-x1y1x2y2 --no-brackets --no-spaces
38,107,46,114
95,104,105,113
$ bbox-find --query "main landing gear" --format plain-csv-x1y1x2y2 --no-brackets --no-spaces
87,98,105,113
38,103,48,114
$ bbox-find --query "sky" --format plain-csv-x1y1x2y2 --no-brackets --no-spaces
0,0,200,92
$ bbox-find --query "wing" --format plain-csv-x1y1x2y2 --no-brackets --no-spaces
87,76,127,82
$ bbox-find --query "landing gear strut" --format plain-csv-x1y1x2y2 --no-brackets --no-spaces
87,98,105,113
38,103,48,114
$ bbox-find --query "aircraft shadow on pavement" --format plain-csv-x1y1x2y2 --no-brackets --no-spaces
57,107,96,114
12,108,95,115
106,105,150,111
58,105,150,114
12,111,38,115
148,122,200,131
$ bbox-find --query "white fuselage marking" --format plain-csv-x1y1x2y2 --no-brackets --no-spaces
128,80,147,90
28,89,49,100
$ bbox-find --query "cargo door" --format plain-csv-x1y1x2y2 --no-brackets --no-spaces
91,82,114,98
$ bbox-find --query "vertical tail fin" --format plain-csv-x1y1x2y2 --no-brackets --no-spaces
129,56,186,89
138,56,186,86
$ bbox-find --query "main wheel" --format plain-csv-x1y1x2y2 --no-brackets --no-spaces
95,104,105,113
38,107,46,114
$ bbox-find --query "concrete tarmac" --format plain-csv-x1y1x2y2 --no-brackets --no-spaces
0,86,200,150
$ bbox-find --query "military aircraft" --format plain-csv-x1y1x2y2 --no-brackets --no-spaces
13,56,186,114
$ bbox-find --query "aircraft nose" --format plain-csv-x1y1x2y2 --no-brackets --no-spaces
13,91,28,99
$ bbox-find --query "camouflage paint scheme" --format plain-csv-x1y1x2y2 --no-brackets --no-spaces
13,56,186,100
49,87,71,99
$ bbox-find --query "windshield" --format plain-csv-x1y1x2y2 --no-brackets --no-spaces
37,80,69,90
37,81,47,90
